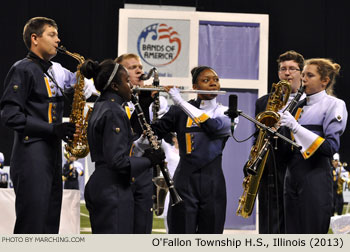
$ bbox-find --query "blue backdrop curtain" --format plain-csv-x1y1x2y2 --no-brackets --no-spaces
198,21,260,80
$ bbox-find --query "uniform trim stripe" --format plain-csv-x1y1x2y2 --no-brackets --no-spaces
197,113,209,123
125,106,131,119
302,136,325,159
48,103,52,123
129,143,134,157
44,77,52,97
185,133,192,154
295,108,302,120
186,117,193,127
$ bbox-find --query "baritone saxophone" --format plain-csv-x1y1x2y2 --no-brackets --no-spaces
57,46,92,159
236,80,291,218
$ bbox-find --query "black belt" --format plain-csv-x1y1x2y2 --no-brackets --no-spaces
302,124,323,133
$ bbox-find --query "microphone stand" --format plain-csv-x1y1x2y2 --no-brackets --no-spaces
237,110,299,148
233,110,301,175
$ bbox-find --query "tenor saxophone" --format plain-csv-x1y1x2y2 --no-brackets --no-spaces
236,80,292,218
57,46,92,159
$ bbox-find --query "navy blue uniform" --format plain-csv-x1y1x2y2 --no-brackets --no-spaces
0,52,77,233
152,98,230,233
284,91,347,233
84,91,152,234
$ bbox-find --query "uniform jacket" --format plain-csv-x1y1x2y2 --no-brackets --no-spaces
87,91,151,183
152,98,230,172
0,52,75,171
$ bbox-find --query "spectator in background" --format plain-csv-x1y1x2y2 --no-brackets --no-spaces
62,154,84,190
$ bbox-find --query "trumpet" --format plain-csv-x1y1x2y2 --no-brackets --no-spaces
132,86,226,95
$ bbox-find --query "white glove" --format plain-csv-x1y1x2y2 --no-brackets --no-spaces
133,136,150,157
168,87,208,124
168,87,184,105
280,111,300,133
83,78,99,99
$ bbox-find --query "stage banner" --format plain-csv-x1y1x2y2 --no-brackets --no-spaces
127,18,190,78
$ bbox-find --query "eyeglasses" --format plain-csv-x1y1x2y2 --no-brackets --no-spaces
279,67,300,73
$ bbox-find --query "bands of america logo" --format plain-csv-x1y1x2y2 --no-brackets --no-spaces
137,23,182,67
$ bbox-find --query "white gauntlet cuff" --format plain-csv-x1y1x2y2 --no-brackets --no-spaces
293,126,324,159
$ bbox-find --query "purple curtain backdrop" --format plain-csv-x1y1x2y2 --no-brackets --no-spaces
198,21,260,80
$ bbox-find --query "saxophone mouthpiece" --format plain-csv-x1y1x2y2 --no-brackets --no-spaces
57,45,67,54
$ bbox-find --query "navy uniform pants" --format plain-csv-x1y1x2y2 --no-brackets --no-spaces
85,167,134,233
131,169,153,233
258,159,286,234
167,156,226,234
284,154,333,234
11,139,62,234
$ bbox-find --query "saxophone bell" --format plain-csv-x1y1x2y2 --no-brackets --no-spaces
245,139,270,176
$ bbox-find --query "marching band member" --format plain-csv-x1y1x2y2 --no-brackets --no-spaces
62,154,84,190
0,17,94,233
115,53,155,233
255,50,305,233
81,59,164,233
332,153,349,215
151,66,234,233
280,58,348,233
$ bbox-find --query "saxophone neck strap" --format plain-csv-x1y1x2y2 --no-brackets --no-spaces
45,69,69,102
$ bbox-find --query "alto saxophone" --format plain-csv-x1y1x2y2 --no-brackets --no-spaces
236,80,292,218
57,46,92,159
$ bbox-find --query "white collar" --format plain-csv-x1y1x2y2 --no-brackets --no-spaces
306,90,326,106
199,98,217,110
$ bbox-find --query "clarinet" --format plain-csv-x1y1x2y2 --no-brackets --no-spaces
131,94,183,207
282,84,305,114
139,68,165,215
148,69,166,215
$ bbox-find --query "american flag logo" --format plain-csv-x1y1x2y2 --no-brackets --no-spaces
137,23,182,67
158,24,181,45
